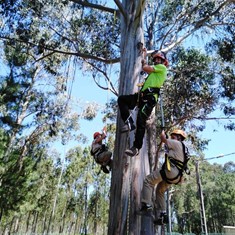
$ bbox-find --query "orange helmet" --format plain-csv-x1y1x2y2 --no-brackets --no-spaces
151,51,169,67
93,132,101,139
171,129,187,140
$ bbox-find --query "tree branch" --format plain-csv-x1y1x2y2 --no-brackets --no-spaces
194,0,232,29
193,116,235,121
114,0,128,21
147,0,234,53
84,59,118,96
0,35,120,64
57,50,120,64
69,0,120,16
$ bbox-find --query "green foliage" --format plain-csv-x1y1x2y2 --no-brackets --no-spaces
159,48,218,149
223,161,235,173
102,98,118,123
220,66,235,101
0,142,40,220
171,160,235,233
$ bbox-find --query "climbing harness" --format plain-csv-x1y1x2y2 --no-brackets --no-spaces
158,92,190,184
90,144,108,163
160,142,190,184
124,45,162,124
141,87,160,97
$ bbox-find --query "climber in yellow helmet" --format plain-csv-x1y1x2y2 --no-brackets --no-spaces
139,129,190,225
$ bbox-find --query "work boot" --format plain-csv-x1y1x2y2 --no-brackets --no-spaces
154,212,169,225
106,159,113,172
101,165,110,174
125,146,139,157
137,203,153,217
121,119,136,133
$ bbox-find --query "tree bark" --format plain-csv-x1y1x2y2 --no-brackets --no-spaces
25,211,31,234
32,211,39,234
108,0,155,234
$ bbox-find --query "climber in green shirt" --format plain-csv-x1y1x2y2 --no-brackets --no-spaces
118,49,169,157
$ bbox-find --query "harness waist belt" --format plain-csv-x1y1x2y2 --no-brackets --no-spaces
142,87,160,96
92,148,102,155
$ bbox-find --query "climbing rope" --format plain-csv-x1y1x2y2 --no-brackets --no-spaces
154,91,166,171
204,152,235,161
126,156,133,235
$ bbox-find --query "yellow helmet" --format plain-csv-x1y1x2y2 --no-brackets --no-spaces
171,129,187,140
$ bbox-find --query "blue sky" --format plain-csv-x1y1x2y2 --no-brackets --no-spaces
199,119,235,164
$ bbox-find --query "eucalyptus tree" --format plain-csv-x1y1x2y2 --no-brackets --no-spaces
0,0,234,234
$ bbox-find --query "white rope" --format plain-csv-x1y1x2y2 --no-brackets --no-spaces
204,152,235,161
127,156,133,235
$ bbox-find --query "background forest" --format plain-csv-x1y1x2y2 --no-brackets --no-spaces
0,0,234,235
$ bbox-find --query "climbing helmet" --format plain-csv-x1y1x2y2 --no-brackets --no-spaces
151,51,169,67
93,132,101,139
170,129,187,141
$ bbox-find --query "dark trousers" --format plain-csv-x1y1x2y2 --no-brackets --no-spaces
118,93,157,150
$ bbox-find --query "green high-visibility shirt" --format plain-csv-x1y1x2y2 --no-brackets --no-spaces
141,64,167,100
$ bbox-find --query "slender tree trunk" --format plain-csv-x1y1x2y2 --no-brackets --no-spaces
32,211,38,233
59,199,68,233
13,216,20,234
108,0,155,234
74,212,81,235
0,208,3,224
9,216,15,234
42,209,48,234
25,211,31,234
82,181,88,235
3,224,9,235
73,213,79,235
47,160,64,234
68,220,75,235
92,190,98,234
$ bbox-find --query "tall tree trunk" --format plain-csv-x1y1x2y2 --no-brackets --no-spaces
68,219,75,235
42,209,48,234
73,213,79,235
108,0,155,234
13,216,19,233
32,211,38,234
14,215,21,234
9,216,15,234
82,181,88,235
47,160,64,234
92,190,98,234
59,201,67,233
25,211,31,234
74,212,82,235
